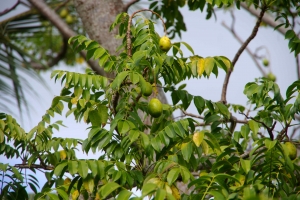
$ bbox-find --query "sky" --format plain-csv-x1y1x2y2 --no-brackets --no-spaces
0,0,298,194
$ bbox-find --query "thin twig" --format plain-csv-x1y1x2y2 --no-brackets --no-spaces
221,6,267,104
123,0,140,12
240,112,274,140
14,164,54,170
222,11,266,77
0,0,20,16
127,9,166,57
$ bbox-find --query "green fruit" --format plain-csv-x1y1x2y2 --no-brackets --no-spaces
285,142,297,160
59,8,68,18
142,82,153,96
65,15,74,24
267,73,276,82
159,36,172,52
148,98,163,118
177,0,186,7
262,58,269,67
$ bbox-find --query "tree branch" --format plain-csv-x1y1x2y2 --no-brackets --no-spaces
240,2,289,35
28,0,107,76
221,11,267,77
14,164,54,170
0,0,20,16
221,6,267,104
123,0,140,12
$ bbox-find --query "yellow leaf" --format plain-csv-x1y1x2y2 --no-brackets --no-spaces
197,58,205,76
164,183,172,194
171,185,181,200
192,131,204,147
72,190,79,200
201,140,210,155
203,57,215,76
64,177,71,185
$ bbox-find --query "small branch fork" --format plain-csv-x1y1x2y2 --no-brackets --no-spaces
221,5,267,104
240,112,275,140
0,0,20,16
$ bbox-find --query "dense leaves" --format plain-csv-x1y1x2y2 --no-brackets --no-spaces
1,1,300,200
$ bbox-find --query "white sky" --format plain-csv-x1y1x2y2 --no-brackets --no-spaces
0,0,298,194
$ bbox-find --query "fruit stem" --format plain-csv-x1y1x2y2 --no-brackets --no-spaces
126,9,167,57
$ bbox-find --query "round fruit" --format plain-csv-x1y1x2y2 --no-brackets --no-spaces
285,142,297,160
142,82,153,96
59,150,67,160
267,73,276,82
262,58,269,67
65,15,74,24
59,8,68,18
178,0,186,7
148,98,163,118
159,36,172,52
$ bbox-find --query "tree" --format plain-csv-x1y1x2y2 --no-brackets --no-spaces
0,0,300,200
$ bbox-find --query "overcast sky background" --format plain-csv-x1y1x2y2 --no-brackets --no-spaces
0,0,298,194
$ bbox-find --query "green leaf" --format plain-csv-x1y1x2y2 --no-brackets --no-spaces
181,42,194,55
240,158,251,174
54,161,68,177
155,188,166,200
111,71,129,90
116,190,132,200
167,167,180,185
99,182,120,199
264,139,277,150
132,50,146,66
215,102,230,118
87,160,98,177
181,142,193,161
194,96,205,114
142,183,157,197
57,188,69,200
47,193,60,200
248,120,259,135
78,161,88,179
11,166,23,181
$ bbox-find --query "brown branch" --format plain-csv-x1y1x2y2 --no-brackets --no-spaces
240,2,289,35
28,0,108,76
221,12,267,77
240,112,275,140
14,164,54,170
221,6,267,104
240,146,266,159
0,0,20,16
123,0,140,12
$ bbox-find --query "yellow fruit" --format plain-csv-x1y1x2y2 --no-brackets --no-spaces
262,58,269,67
72,190,79,200
159,36,172,52
285,142,297,160
66,15,74,24
266,73,276,82
64,177,71,185
142,82,153,96
59,150,67,160
148,98,163,118
59,8,68,18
